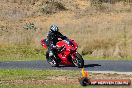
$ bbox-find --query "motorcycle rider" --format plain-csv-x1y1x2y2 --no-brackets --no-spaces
46,25,67,62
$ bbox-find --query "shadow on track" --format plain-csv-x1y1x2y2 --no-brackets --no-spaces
51,64,101,69
84,64,101,68
56,65,75,68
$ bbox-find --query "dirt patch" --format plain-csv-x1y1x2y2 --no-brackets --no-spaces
90,72,132,80
0,77,79,85
0,73,132,85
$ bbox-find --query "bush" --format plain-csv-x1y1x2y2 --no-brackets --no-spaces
91,0,132,4
41,0,67,14
23,23,37,31
90,0,107,11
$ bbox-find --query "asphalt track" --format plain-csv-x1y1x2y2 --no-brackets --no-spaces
0,60,132,72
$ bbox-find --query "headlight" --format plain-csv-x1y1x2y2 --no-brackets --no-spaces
64,40,70,45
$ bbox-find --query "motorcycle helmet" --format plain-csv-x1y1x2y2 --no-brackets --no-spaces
50,25,59,32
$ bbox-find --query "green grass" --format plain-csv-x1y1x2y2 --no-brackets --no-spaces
0,56,44,61
1,55,132,61
0,69,80,88
0,69,80,80
0,69,131,88
84,55,132,60
0,45,131,61
0,45,46,61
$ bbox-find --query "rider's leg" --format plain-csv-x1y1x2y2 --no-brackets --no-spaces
49,48,61,63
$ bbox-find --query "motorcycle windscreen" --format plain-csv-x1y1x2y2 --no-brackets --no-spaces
40,38,49,48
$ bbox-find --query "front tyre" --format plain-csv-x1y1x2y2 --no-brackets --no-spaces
72,52,84,68
46,51,59,67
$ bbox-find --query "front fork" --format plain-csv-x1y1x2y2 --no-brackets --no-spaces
71,52,77,60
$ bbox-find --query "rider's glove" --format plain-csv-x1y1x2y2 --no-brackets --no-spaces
57,45,65,53
51,44,57,49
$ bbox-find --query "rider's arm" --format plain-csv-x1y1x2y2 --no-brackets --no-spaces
47,32,57,49
57,32,67,40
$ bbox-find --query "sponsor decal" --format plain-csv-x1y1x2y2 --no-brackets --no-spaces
79,68,131,86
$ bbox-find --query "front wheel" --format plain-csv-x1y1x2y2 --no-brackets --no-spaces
72,52,84,68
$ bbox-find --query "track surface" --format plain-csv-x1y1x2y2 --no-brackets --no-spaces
0,60,132,72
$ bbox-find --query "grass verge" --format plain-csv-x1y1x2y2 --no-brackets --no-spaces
0,69,80,80
84,55,132,60
0,45,45,61
0,45,131,61
0,69,131,88
1,56,132,61
0,84,131,88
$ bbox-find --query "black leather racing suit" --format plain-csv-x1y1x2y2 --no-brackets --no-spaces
47,31,66,60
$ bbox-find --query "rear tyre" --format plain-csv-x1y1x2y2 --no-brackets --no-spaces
72,52,84,68
46,51,59,67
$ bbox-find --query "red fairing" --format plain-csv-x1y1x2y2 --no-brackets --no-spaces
56,39,78,65
71,52,77,60
57,40,71,65
40,39,47,48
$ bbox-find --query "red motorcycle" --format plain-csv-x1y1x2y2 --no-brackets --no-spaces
40,38,84,68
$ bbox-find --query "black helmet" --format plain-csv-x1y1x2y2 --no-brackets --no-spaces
50,25,59,32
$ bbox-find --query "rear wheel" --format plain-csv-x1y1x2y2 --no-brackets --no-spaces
72,52,84,68
46,51,59,67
